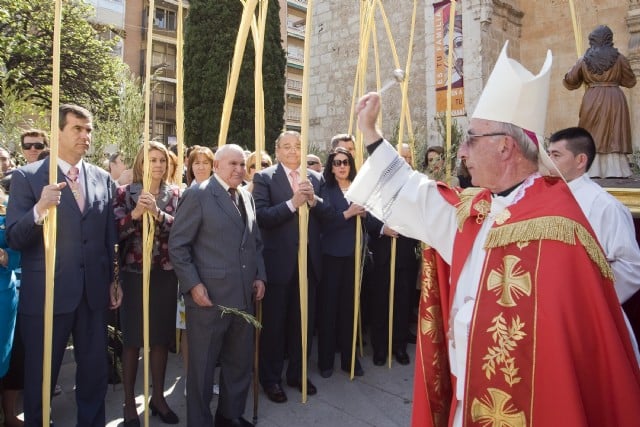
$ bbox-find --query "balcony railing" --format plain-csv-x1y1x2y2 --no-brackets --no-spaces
286,78,303,94
287,0,307,11
287,50,304,66
287,21,305,38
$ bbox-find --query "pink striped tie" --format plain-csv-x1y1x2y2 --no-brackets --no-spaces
66,166,85,212
290,170,299,192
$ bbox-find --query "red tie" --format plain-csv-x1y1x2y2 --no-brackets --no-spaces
290,170,299,192
66,166,85,212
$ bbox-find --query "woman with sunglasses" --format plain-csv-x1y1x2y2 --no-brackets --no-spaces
317,147,367,378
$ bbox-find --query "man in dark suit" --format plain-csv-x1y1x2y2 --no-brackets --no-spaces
252,131,328,403
6,104,121,426
169,144,266,427
366,217,419,367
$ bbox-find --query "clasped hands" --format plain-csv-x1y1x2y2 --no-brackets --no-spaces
291,180,317,208
131,190,160,220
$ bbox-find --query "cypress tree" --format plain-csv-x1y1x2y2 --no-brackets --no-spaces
184,0,286,154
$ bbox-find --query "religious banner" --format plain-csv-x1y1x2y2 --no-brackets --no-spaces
434,0,465,116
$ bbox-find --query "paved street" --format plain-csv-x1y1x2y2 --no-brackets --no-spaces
46,339,415,427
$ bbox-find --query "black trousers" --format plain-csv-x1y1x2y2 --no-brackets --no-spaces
369,259,418,355
317,255,356,370
259,267,317,387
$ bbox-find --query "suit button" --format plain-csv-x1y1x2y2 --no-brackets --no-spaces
242,265,246,269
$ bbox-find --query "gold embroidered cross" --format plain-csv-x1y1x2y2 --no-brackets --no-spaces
487,255,532,307
471,388,526,426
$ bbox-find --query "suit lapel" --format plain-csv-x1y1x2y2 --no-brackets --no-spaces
81,162,95,215
211,178,244,231
274,164,293,199
237,187,253,244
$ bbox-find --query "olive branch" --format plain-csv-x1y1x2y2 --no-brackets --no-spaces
481,313,526,386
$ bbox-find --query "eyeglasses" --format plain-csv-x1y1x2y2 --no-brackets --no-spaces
249,162,270,170
332,159,349,167
464,132,508,146
307,160,320,166
278,145,301,152
22,142,46,150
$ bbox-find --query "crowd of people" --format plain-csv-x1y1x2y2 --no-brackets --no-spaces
0,39,639,427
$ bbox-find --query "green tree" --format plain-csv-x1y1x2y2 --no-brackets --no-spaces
184,0,286,153
90,70,145,168
0,0,124,120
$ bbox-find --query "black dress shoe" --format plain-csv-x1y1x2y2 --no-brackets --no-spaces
215,411,253,427
264,383,288,403
341,359,364,376
149,400,179,424
394,349,410,365
286,378,317,395
320,368,333,378
373,351,386,366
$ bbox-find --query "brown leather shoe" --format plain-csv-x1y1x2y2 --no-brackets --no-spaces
264,383,288,403
286,378,317,395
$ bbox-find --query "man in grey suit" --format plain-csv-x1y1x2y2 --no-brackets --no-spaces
169,144,266,427
6,104,121,426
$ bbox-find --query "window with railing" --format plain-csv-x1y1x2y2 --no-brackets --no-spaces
287,47,304,64
152,42,177,77
286,106,301,123
153,82,176,108
154,7,176,30
287,79,303,93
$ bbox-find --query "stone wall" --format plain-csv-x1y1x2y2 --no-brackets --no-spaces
308,1,427,151
308,1,638,153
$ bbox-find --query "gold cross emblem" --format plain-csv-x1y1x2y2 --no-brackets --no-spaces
420,305,444,343
471,388,526,426
487,255,532,307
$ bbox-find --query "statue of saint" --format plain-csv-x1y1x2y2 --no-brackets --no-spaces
563,25,637,178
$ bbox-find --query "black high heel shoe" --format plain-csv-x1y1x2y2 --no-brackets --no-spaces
149,400,179,424
122,410,140,427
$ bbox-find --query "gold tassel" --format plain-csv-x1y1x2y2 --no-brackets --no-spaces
485,216,613,280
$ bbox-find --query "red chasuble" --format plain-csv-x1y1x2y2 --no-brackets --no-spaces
412,176,640,427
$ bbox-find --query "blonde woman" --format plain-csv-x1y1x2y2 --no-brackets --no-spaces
113,141,181,425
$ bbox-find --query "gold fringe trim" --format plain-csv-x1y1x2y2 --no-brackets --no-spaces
455,187,483,231
485,216,613,280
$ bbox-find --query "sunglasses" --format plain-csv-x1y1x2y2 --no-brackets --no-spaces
249,162,270,169
332,159,349,167
307,160,320,166
22,142,46,150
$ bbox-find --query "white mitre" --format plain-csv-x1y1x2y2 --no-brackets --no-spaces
472,41,557,174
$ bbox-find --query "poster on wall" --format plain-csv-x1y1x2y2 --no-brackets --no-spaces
434,0,465,116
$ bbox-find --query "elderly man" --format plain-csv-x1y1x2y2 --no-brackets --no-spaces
169,144,265,427
6,104,120,427
347,42,640,426
253,131,328,403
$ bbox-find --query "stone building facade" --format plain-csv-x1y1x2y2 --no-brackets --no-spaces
307,0,640,158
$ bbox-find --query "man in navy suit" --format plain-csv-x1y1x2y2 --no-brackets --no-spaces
6,104,121,426
252,131,329,403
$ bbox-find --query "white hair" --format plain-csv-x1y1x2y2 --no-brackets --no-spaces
214,144,245,160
